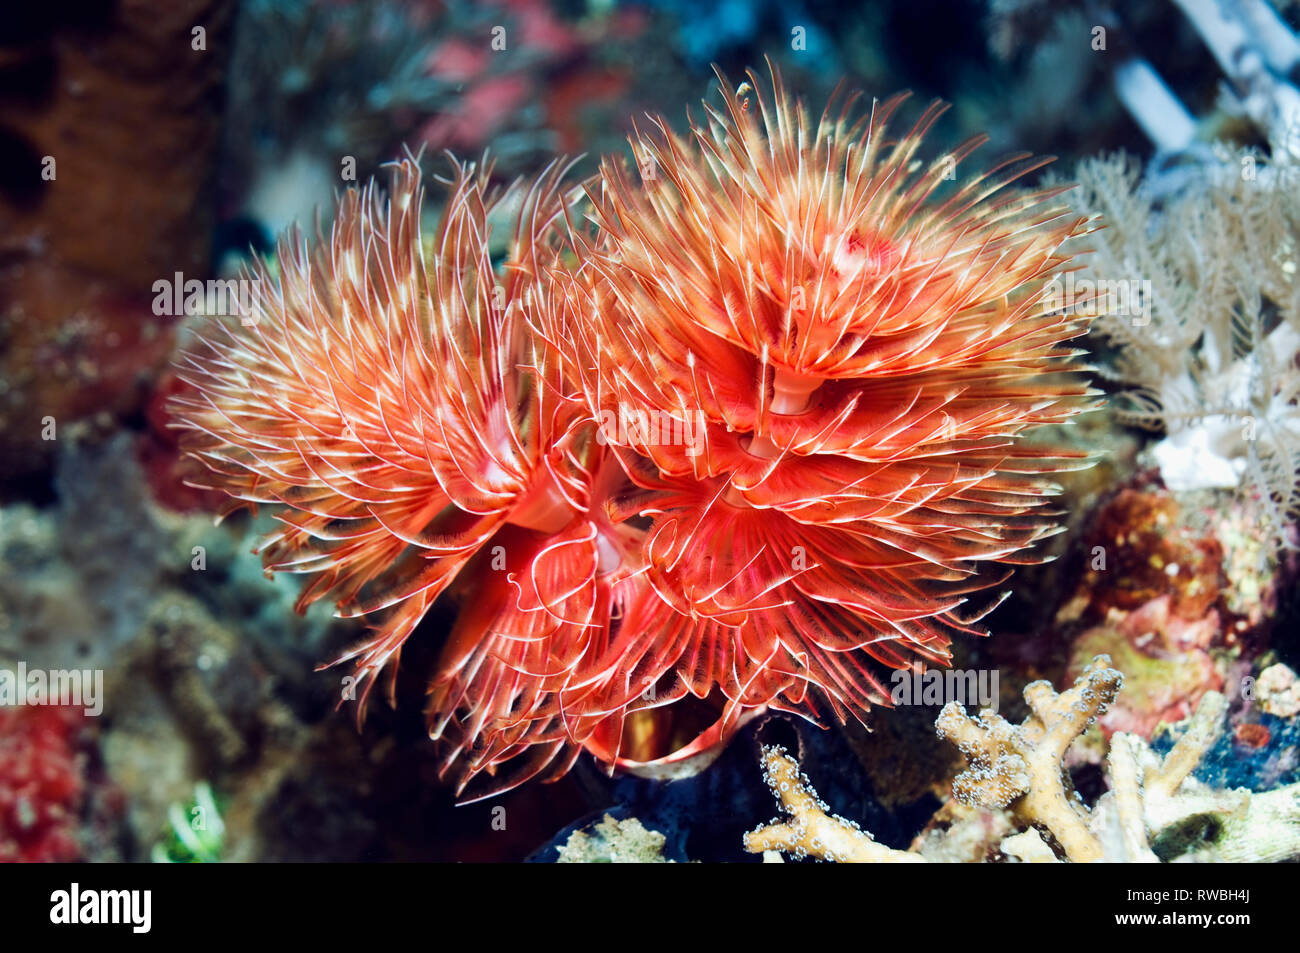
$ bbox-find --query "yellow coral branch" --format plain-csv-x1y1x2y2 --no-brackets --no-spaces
745,659,1299,863
744,745,926,863
936,655,1122,861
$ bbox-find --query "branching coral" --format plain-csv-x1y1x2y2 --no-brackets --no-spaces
937,656,1126,861
1066,151,1300,548
743,744,925,862
746,655,1300,862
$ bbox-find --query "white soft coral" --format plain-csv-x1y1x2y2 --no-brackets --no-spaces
1066,152,1300,546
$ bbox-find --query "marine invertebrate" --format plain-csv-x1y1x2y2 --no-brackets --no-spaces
1066,150,1300,549
937,655,1136,862
554,813,672,863
174,157,652,798
547,64,1098,764
0,706,87,862
747,656,1300,862
176,66,1099,796
151,782,225,863
744,743,925,863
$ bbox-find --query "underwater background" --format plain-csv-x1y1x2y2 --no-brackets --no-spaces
0,0,1298,864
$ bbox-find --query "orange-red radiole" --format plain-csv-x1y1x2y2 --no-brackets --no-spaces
172,65,1099,800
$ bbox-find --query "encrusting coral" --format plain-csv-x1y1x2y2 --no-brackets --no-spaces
0,707,90,862
555,814,672,863
745,655,1300,862
174,64,1100,798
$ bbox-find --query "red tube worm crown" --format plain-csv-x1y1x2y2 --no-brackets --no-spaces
543,64,1099,755
174,63,1100,796
173,158,654,798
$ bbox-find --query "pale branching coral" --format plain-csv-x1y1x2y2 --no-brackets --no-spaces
1067,150,1300,548
743,744,925,863
937,656,1125,861
746,656,1300,862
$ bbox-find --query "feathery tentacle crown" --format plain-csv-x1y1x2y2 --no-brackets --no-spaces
173,65,1098,799
174,157,649,798
546,66,1099,737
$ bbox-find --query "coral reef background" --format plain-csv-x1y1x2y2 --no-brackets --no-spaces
1,0,1298,862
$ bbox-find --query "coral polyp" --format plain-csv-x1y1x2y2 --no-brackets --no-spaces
174,66,1099,798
